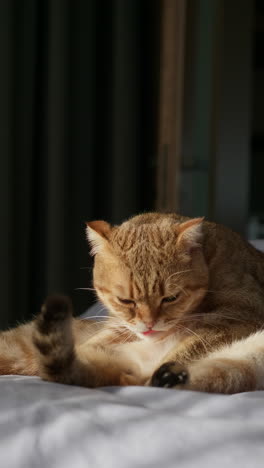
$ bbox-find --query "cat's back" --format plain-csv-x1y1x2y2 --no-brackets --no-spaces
200,220,264,322
203,219,264,274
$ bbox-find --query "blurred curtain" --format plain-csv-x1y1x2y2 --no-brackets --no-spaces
0,0,159,328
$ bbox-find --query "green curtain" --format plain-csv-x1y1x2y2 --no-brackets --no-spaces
0,0,159,329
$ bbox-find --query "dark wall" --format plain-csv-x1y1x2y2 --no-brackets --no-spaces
0,0,160,328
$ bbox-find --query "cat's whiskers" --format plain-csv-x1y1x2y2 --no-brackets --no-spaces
79,317,128,343
117,330,136,345
105,315,136,333
168,283,189,297
173,310,257,332
205,310,252,325
84,315,109,320
165,269,193,287
106,327,135,345
164,313,225,340
177,324,210,353
165,272,192,296
84,307,249,342
163,279,189,297
83,314,124,333
122,323,145,340
180,309,251,325
170,316,223,332
106,330,126,345
103,318,127,329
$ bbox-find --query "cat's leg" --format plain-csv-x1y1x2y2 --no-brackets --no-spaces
150,320,259,392
0,323,39,375
150,358,256,393
33,295,140,387
148,326,235,388
151,331,264,394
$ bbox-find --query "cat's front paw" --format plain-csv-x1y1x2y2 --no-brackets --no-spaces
151,361,188,388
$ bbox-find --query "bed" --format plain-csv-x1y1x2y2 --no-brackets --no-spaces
1,375,264,468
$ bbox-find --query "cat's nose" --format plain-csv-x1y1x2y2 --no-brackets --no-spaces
145,320,155,329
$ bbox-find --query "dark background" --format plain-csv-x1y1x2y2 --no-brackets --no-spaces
0,0,263,328
0,0,160,327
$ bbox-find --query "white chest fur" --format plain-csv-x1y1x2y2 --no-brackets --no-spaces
114,334,181,380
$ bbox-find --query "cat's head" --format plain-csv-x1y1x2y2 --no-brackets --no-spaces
86,213,209,336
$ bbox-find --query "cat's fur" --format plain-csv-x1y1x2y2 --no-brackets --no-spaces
1,212,264,393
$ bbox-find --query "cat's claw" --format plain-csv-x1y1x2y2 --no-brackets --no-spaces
151,361,188,388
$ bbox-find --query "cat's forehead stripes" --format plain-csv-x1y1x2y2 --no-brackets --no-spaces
111,222,178,253
129,271,165,300
96,277,163,302
111,230,175,279
109,222,184,300
152,276,165,297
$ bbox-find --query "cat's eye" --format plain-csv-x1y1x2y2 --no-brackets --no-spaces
162,294,179,304
117,297,135,306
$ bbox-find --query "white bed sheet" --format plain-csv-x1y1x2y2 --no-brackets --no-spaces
1,375,264,468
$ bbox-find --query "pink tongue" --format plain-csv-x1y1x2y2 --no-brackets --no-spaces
143,330,157,335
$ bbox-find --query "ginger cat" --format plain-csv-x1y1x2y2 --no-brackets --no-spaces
1,212,264,394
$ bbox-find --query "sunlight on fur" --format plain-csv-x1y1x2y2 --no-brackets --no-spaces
1,212,264,394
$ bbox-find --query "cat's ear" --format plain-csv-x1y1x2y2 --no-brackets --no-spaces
86,220,111,256
176,218,204,253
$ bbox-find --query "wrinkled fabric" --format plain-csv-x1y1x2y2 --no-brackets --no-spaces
0,376,264,468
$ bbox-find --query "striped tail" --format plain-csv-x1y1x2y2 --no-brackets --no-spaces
33,295,96,387
33,295,137,387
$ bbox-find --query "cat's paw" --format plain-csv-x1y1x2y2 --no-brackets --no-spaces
119,372,141,386
151,361,188,388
